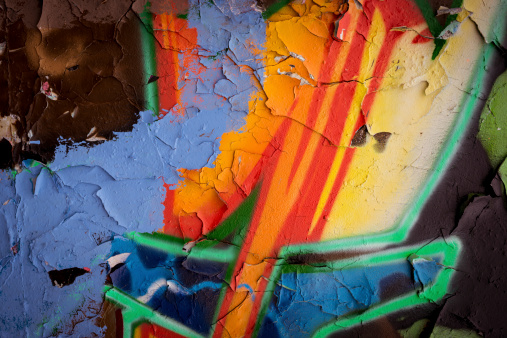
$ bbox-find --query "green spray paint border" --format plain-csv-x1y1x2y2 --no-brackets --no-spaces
253,237,461,337
414,0,464,59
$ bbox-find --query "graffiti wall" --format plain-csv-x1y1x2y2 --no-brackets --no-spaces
0,0,506,337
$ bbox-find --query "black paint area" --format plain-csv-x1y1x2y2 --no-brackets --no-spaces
0,138,12,168
48,267,89,288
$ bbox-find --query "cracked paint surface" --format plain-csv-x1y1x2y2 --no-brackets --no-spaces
0,0,507,337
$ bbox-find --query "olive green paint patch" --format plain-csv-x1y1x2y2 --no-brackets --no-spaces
478,70,507,170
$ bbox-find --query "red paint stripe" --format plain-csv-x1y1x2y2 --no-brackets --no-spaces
282,142,337,243
162,185,185,238
286,125,315,190
154,15,179,116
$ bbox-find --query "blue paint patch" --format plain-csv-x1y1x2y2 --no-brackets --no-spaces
259,259,444,338
96,178,166,230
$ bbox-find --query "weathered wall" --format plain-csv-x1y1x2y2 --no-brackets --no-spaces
0,0,506,337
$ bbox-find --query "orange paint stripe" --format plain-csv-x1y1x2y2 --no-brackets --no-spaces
213,119,293,338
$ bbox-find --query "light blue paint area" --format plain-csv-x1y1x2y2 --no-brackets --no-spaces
169,137,215,169
50,122,174,181
96,178,166,230
57,165,116,185
0,165,132,337
214,79,238,98
410,255,441,286
230,89,254,112
199,0,266,70
0,163,166,336
223,62,259,92
140,109,157,124
238,283,256,300
0,171,17,269
260,259,444,338
196,78,213,94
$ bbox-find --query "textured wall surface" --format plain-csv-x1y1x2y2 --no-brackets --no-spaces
0,0,506,337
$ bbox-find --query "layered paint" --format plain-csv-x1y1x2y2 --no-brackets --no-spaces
0,0,506,337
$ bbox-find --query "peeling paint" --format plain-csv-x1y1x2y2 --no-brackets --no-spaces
1,0,507,337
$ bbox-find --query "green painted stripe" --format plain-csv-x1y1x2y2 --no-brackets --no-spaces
208,186,261,330
253,258,284,337
140,2,160,114
105,287,205,338
413,0,444,36
413,0,446,59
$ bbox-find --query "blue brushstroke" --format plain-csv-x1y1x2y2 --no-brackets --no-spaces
187,280,223,293
238,283,256,300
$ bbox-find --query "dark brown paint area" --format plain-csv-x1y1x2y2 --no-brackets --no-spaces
0,0,145,167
